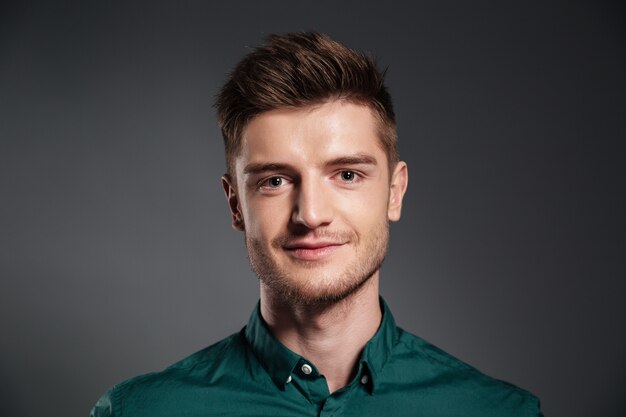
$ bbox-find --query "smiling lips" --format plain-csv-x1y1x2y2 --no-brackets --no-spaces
283,240,346,261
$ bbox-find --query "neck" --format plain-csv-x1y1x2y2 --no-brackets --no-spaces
260,273,382,393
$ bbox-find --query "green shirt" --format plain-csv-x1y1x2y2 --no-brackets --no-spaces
91,299,542,416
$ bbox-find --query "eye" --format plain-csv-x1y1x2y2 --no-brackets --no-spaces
259,176,288,190
339,170,358,182
267,176,283,187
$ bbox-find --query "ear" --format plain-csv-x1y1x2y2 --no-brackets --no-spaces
221,174,245,231
387,161,408,222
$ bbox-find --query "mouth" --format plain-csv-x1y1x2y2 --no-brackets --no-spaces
283,241,346,261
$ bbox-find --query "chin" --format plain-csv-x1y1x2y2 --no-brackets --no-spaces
246,225,388,307
259,267,377,307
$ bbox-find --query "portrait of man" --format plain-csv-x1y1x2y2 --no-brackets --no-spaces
2,3,624,417
90,31,541,417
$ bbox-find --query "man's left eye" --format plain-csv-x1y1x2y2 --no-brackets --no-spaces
339,171,358,181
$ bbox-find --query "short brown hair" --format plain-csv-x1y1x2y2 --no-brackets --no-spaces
215,31,397,176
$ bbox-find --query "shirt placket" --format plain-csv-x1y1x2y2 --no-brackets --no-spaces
288,359,372,417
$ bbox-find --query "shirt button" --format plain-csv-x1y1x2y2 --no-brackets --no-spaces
301,364,313,375
286,375,292,384
360,375,369,384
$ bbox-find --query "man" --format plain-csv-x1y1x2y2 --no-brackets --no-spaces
92,32,542,416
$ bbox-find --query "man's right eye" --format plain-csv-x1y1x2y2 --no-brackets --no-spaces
260,176,285,189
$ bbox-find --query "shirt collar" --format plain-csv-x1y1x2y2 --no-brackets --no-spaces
244,302,302,390
244,297,399,393
360,297,399,393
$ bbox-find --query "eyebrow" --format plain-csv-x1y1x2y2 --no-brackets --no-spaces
243,153,378,175
324,153,378,167
243,163,292,175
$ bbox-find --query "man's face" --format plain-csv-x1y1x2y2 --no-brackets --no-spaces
223,100,407,306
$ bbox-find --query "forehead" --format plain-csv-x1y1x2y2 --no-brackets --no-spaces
236,101,386,171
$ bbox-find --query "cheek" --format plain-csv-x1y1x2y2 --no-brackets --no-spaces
334,186,389,224
243,197,291,237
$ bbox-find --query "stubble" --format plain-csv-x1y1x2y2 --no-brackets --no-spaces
245,220,389,307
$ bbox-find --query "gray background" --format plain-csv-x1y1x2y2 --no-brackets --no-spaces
1,1,624,417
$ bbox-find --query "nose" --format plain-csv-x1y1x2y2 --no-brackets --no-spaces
291,176,333,229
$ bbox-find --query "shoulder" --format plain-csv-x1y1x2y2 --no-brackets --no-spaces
91,330,245,417
388,327,542,416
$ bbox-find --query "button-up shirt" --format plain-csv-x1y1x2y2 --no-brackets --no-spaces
91,299,542,416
